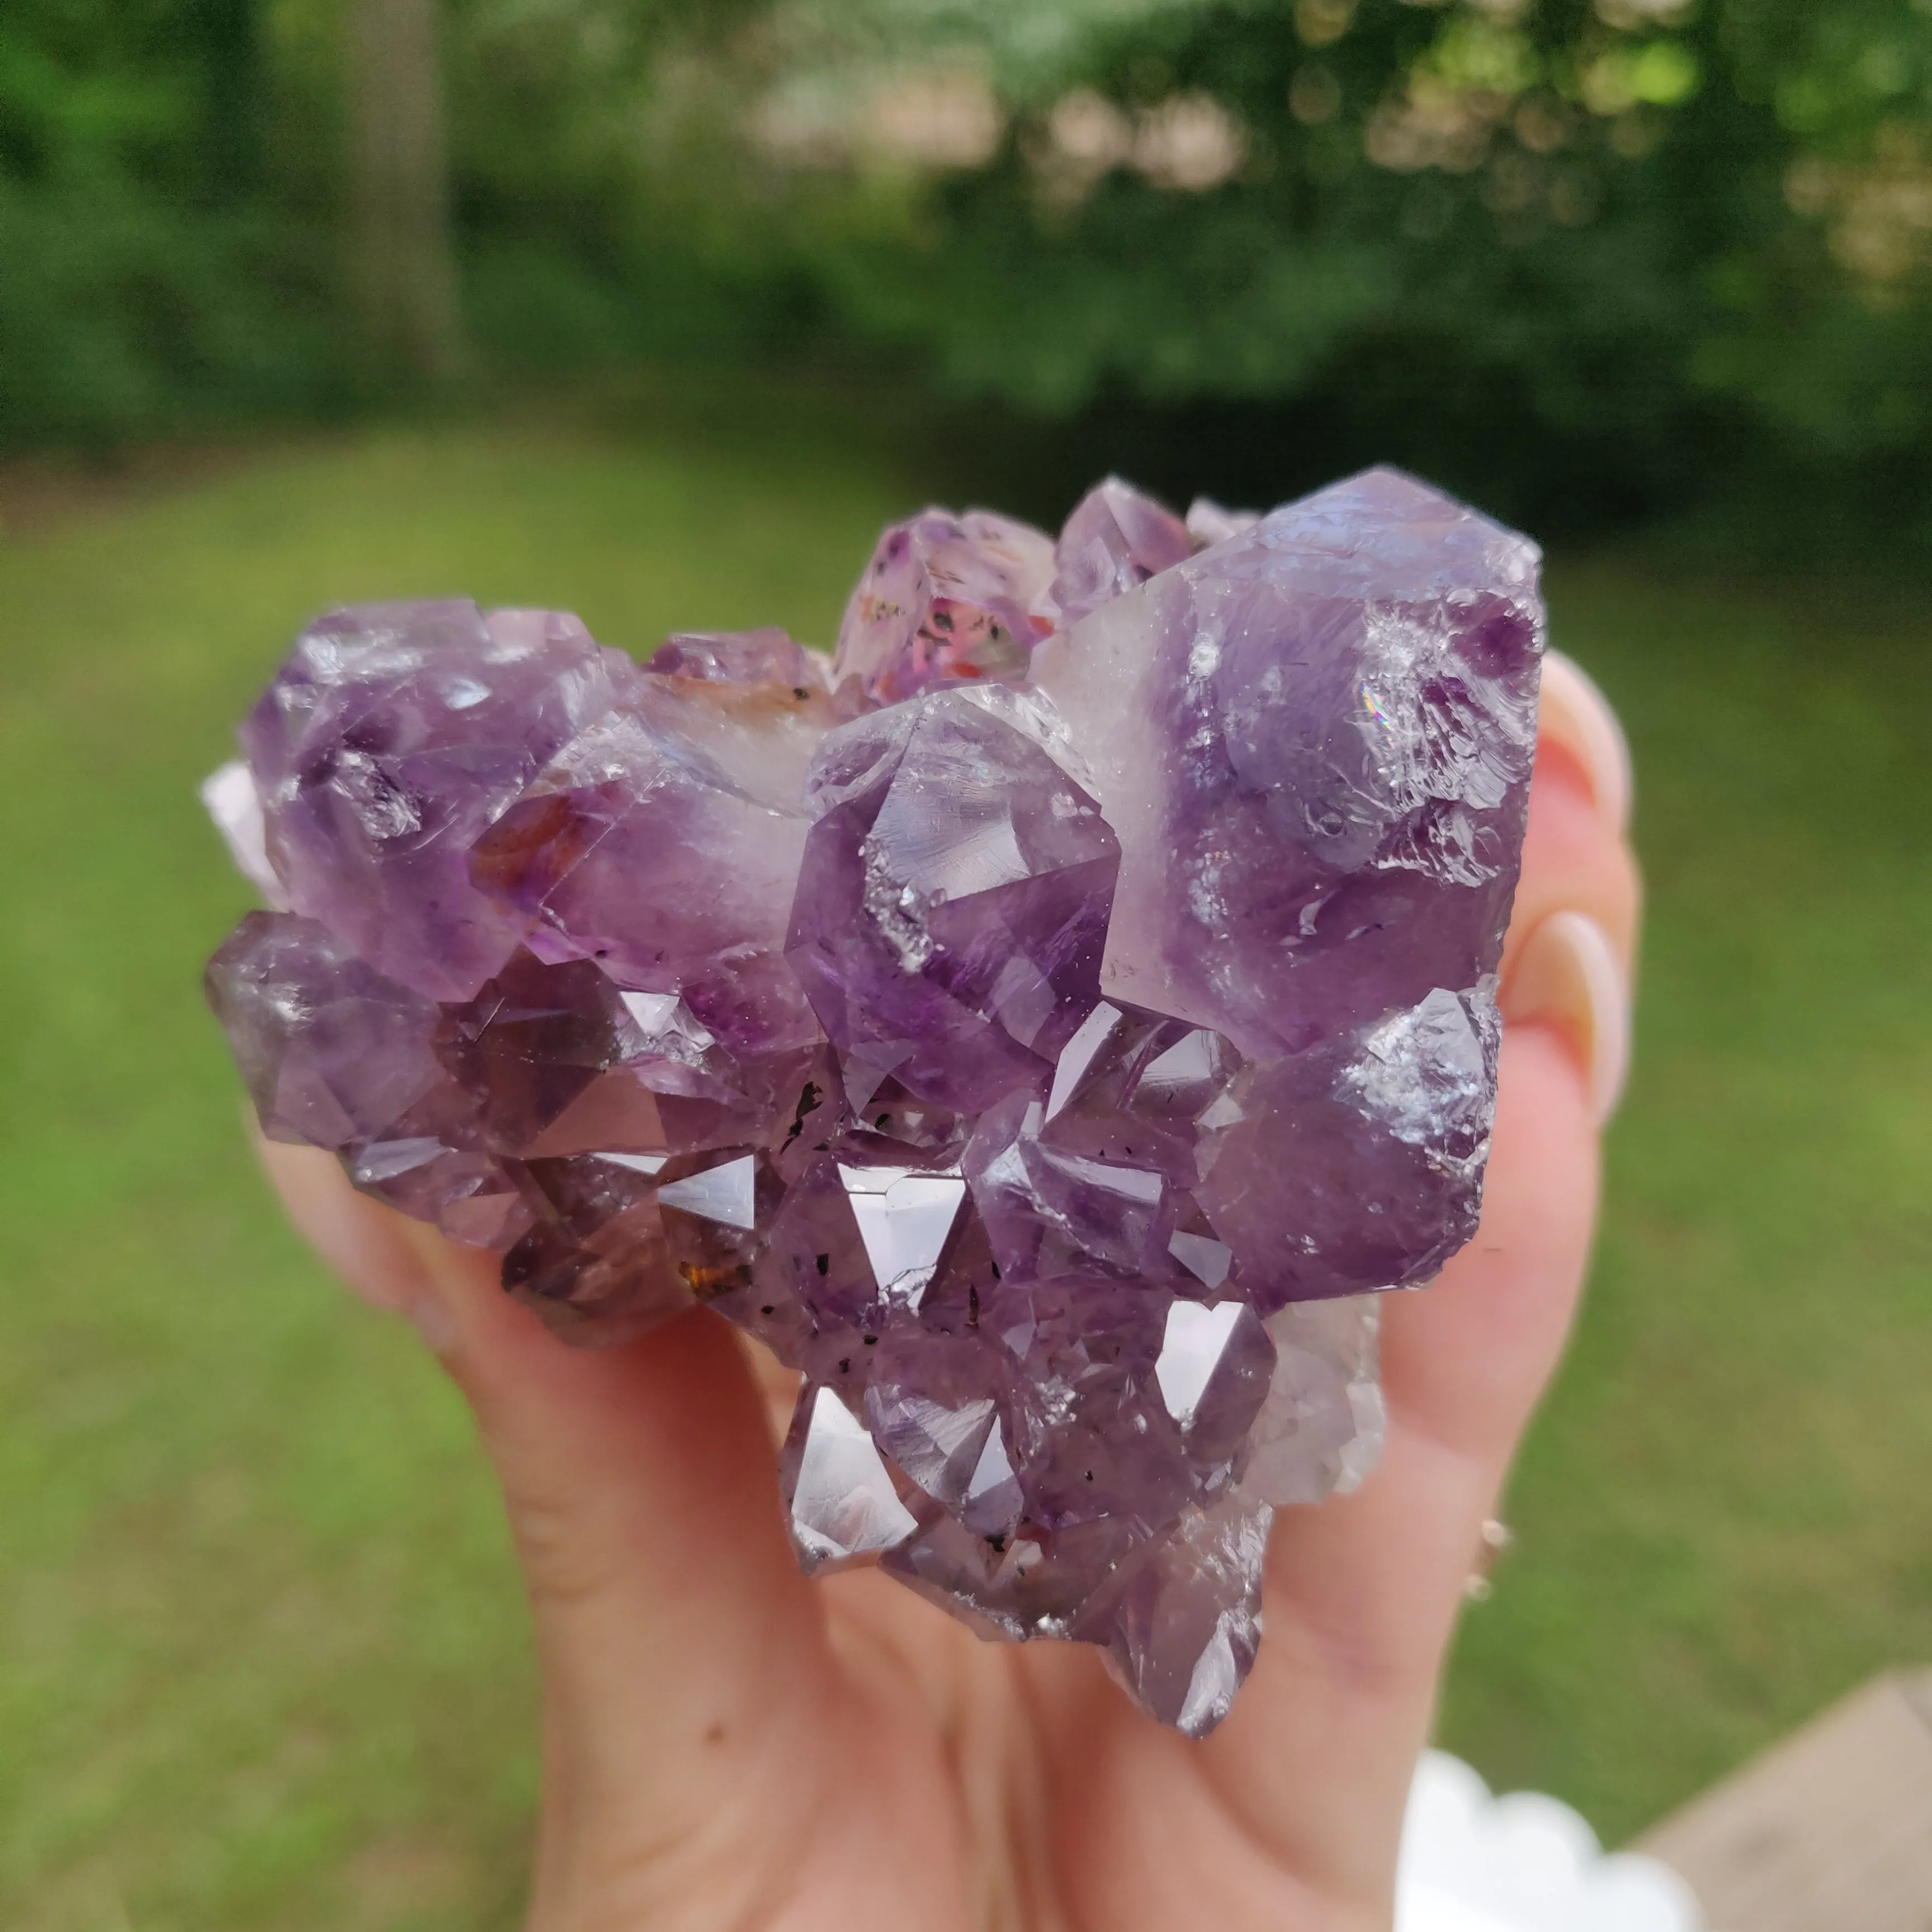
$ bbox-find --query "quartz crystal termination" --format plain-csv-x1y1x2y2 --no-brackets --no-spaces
203,468,1543,1736
1029,467,1542,1307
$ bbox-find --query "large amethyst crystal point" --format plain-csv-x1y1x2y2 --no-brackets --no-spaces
1031,467,1540,1059
1031,465,1542,1309
1076,1485,1274,1735
205,465,1542,1737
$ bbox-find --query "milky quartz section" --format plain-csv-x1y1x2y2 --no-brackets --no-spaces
1246,1296,1387,1506
205,467,1540,1739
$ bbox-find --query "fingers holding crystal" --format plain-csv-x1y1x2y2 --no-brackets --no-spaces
1382,1026,1602,1472
254,1135,850,1901
1504,661,1642,997
1188,671,1638,1888
1188,1021,1600,1916
1501,650,1639,1124
1504,910,1630,1125
1537,650,1633,839
1375,643,1635,1470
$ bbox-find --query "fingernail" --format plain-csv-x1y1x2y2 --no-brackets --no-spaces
1503,910,1630,1125
1540,651,1633,836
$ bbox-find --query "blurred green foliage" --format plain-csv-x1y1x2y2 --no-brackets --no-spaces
0,0,348,444
676,0,1932,532
4,1,1932,538
1,413,1926,1924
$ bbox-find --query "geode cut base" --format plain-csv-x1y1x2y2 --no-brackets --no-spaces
204,467,1543,1735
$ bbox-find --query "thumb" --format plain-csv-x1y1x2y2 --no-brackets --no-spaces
255,1138,841,1924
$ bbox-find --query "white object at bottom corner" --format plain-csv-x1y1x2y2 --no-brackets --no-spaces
1396,1751,1705,1932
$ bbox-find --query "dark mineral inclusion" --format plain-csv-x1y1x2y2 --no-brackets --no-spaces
204,466,1545,1735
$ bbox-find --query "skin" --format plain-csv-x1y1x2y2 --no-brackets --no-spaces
258,720,1640,1932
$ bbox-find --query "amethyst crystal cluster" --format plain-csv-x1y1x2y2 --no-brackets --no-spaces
204,467,1544,1735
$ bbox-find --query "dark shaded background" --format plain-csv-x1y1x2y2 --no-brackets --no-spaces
6,0,1932,552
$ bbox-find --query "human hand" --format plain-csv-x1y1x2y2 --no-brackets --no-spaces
256,651,1639,1932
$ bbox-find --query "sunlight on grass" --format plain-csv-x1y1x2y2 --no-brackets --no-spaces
1,423,1926,1925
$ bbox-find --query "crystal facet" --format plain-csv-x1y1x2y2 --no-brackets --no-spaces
242,602,637,1001
205,465,1542,1735
1052,476,1194,625
834,509,1058,703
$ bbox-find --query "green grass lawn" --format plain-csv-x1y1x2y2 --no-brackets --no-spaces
1,418,1927,1930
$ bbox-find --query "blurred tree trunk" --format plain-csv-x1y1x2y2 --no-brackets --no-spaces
193,0,263,202
347,0,465,382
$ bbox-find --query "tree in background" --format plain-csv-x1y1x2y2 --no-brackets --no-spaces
610,0,1932,529
348,0,464,381
0,0,338,447
2,0,1928,546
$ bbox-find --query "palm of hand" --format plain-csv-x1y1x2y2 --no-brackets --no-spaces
262,737,1636,1932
